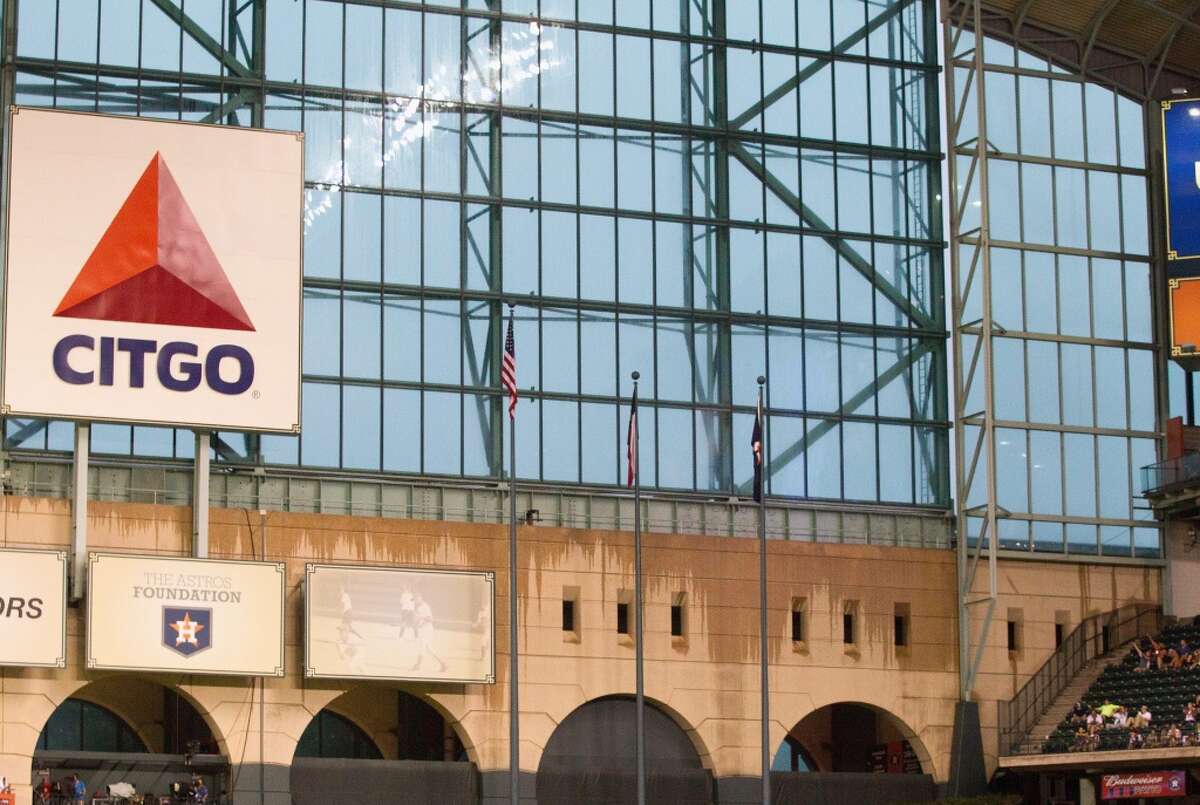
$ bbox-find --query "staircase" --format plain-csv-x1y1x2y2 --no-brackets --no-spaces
1008,648,1126,755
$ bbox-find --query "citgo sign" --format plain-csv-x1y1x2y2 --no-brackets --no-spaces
1,108,302,432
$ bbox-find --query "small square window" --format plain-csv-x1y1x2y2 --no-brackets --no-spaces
617,602,629,635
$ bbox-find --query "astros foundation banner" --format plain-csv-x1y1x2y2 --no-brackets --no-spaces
305,564,495,684
0,548,67,668
88,553,286,677
2,107,302,432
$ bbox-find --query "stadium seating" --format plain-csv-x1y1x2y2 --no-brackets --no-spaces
1043,623,1200,753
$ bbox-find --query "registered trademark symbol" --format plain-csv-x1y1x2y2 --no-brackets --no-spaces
252,390,261,400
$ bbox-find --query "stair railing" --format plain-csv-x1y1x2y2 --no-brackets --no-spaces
997,603,1162,755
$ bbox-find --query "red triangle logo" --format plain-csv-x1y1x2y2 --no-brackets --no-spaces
53,153,255,331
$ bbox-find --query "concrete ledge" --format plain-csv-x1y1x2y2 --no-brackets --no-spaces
1000,746,1200,771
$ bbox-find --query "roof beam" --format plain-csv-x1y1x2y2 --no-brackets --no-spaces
1079,0,1123,73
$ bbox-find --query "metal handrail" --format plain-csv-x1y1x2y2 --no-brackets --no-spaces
1141,452,1200,494
998,603,1161,755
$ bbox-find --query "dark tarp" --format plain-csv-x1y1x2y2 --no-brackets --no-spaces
291,756,478,805
536,697,713,805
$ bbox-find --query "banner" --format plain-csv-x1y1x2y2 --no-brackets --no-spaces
2,107,302,432
87,553,285,677
0,548,66,668
305,564,495,684
1101,771,1187,800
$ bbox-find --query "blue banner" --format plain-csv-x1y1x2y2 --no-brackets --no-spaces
1164,99,1200,269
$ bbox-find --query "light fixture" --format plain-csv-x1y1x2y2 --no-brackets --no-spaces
1173,87,1190,96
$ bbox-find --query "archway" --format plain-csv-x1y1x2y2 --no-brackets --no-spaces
770,703,936,804
290,689,476,805
32,678,227,802
536,695,712,805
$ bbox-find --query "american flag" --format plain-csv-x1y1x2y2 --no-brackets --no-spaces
751,392,764,502
502,310,517,419
626,386,639,487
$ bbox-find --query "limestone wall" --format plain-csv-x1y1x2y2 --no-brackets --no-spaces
0,495,1162,804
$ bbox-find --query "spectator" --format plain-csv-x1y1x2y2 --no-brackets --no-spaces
1138,705,1152,728
1186,703,1196,724
1072,727,1089,751
1099,699,1119,719
1087,710,1103,731
1167,644,1184,670
1132,642,1152,672
1112,707,1128,729
71,774,85,805
1069,700,1089,724
1167,725,1184,747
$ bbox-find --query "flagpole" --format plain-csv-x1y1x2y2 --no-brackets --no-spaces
757,375,771,805
631,370,646,805
508,305,520,805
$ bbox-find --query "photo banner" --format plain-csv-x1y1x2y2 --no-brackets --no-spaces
305,564,495,684
0,548,67,668
88,553,285,677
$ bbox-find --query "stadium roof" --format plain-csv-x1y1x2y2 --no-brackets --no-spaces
977,0,1200,98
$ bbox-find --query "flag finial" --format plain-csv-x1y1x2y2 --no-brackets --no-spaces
632,370,640,381
757,375,766,385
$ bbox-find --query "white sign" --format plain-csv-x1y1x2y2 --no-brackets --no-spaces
0,548,66,668
305,564,495,684
87,553,285,677
2,107,302,432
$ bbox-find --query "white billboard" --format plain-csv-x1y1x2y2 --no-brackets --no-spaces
87,553,285,677
1,107,302,432
0,548,67,668
305,564,495,684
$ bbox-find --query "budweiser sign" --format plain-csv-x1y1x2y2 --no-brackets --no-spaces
1100,771,1187,799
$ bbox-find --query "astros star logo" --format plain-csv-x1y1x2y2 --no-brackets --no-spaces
170,612,205,646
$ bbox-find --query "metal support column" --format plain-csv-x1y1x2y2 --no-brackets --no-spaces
193,431,211,558
942,0,1002,702
71,423,90,600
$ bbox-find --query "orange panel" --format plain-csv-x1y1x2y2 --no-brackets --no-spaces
1171,277,1200,353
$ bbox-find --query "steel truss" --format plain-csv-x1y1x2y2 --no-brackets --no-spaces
942,0,1001,699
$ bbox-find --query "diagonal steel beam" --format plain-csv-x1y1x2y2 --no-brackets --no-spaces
728,140,937,331
3,419,47,450
729,0,916,130
199,88,256,124
734,339,936,495
147,0,251,78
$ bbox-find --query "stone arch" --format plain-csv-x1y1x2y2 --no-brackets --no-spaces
294,686,474,764
536,695,713,805
41,676,228,758
774,700,935,779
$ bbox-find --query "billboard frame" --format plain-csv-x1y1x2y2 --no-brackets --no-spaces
0,547,67,669
304,562,497,685
0,105,305,434
86,552,287,677
1162,98,1200,264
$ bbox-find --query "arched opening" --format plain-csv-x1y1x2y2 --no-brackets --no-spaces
536,695,712,805
296,711,383,760
32,678,226,803
770,703,935,804
290,689,475,805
